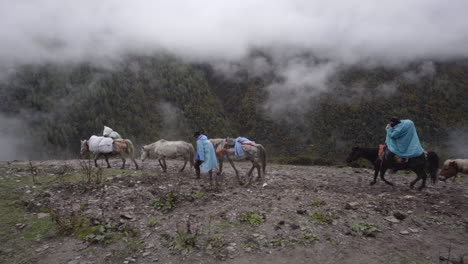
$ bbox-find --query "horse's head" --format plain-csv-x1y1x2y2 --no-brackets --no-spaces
80,140,88,155
346,147,361,163
439,161,458,181
140,146,149,161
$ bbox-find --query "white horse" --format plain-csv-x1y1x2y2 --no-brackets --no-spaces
210,138,266,185
80,138,139,170
141,139,195,172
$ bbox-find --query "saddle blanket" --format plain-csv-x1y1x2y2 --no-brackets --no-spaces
88,136,114,153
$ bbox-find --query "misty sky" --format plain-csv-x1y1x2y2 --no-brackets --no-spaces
1,0,468,68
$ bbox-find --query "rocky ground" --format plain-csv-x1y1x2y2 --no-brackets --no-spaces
1,159,467,264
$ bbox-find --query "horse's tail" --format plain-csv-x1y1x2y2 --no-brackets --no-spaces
125,139,139,169
257,144,267,174
426,151,439,184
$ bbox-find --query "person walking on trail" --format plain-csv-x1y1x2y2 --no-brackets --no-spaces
194,131,218,180
385,117,424,166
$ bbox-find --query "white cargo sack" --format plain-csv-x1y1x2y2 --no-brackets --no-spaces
103,126,122,139
88,135,114,153
103,126,113,137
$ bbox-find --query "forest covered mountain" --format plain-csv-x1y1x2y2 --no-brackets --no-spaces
1,54,468,163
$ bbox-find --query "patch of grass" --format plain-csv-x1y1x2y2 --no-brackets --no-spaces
238,212,264,226
216,220,232,229
299,232,318,245
76,220,120,245
105,239,144,263
311,199,326,207
205,235,227,257
351,221,381,237
269,239,286,247
148,219,161,227
0,168,59,264
323,232,332,240
151,192,180,213
308,211,335,225
191,192,204,199
241,237,260,249
161,230,199,253
0,164,146,264
50,210,87,235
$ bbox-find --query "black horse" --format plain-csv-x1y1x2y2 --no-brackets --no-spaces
346,146,439,190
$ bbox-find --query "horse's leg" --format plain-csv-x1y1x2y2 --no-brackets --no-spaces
379,165,393,186
162,158,167,172
412,169,427,191
255,161,262,182
132,157,139,170
409,171,421,190
94,154,101,168
208,170,213,186
158,159,165,172
180,158,188,172
104,155,112,168
227,156,242,185
217,158,223,175
246,163,256,186
120,155,126,169
371,162,380,185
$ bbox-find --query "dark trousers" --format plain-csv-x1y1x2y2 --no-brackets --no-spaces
195,160,203,178
195,160,212,178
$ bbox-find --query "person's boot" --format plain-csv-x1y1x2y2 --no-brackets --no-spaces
195,169,201,179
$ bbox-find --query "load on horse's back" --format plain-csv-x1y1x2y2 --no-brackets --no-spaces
103,126,122,139
210,136,267,186
80,136,139,170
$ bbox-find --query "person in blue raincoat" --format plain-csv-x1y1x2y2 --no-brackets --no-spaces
194,131,218,179
385,117,424,165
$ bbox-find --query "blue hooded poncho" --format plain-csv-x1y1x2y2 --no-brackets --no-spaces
196,135,218,172
385,120,424,158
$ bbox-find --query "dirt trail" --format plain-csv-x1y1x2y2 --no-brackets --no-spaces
4,159,468,264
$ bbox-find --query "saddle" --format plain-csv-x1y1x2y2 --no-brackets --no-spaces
378,144,407,164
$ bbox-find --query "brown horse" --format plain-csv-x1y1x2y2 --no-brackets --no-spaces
80,137,139,169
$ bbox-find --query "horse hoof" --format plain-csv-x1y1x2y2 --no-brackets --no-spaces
369,181,376,185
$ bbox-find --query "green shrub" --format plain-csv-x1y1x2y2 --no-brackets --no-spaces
238,212,264,226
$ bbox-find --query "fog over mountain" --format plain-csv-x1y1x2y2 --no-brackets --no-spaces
1,0,468,160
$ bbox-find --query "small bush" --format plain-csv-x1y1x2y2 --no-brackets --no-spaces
311,200,326,207
152,192,180,213
148,219,160,227
300,232,318,244
308,211,336,225
351,221,381,237
161,230,199,253
191,192,204,199
238,212,264,226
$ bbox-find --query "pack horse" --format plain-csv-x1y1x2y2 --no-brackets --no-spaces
80,136,139,169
